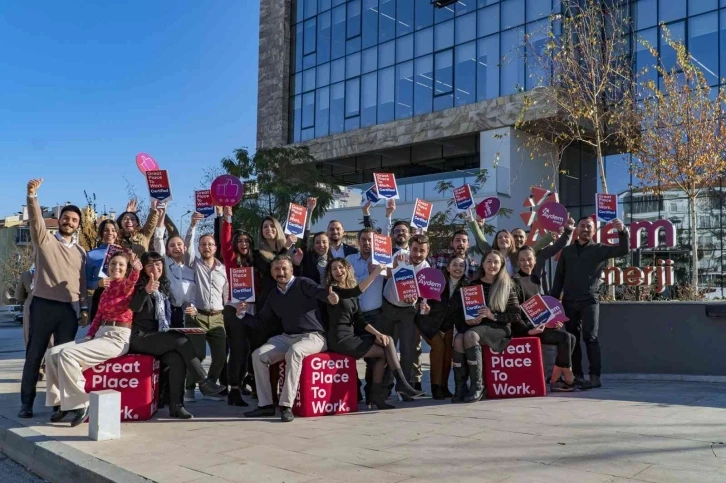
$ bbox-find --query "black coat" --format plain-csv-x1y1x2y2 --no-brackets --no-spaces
416,278,468,340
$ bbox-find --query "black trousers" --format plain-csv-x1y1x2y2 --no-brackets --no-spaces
129,330,206,405
21,297,78,406
536,329,575,369
170,306,185,329
223,305,250,388
563,299,601,377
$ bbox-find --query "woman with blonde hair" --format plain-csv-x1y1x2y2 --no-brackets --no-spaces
491,229,518,276
324,258,423,409
452,250,522,403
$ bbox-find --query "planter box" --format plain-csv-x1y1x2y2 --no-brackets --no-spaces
599,302,726,376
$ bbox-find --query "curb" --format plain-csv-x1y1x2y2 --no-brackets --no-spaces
604,373,726,383
0,416,151,483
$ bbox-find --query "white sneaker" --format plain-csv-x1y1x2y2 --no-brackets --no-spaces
184,389,196,402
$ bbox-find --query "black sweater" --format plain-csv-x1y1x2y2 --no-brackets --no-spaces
244,277,331,335
531,228,573,293
129,286,160,333
456,280,522,335
416,277,468,339
551,230,629,301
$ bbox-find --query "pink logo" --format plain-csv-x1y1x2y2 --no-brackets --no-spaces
476,196,501,220
416,268,446,301
135,153,159,174
536,201,568,231
210,175,245,206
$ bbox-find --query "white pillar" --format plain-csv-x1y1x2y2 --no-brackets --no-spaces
88,390,121,441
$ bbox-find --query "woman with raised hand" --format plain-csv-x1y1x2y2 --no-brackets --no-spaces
128,252,225,419
416,256,468,400
491,229,518,276
86,219,122,322
116,198,159,254
324,258,424,410
453,251,522,403
45,251,141,427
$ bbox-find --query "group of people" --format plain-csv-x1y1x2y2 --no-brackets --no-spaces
16,179,629,424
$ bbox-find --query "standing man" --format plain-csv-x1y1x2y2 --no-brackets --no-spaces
429,230,480,280
327,219,358,259
19,179,88,418
184,214,228,402
242,255,339,422
511,228,527,250
551,216,629,388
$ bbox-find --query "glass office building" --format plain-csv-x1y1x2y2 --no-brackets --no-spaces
258,0,726,295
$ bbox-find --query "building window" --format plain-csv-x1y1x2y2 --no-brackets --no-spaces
332,5,346,59
414,54,433,115
362,0,378,48
415,27,433,57
455,42,476,106
378,66,395,123
361,72,378,126
477,35,500,100
379,0,396,42
396,61,414,119
330,82,345,134
315,87,330,137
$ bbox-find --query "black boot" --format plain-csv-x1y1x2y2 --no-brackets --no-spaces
393,369,425,400
431,384,446,400
169,404,193,419
463,346,484,403
370,383,395,410
440,385,453,398
228,387,249,407
70,406,89,427
198,378,226,397
451,351,469,403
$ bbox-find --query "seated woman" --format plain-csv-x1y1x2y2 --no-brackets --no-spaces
45,251,141,426
416,256,468,400
514,244,590,392
453,251,522,403
324,258,424,409
129,252,225,419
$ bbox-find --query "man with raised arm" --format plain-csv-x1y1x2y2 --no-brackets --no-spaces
19,179,88,419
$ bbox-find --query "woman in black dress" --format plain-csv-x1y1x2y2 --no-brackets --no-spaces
453,250,522,403
323,258,423,410
128,252,225,419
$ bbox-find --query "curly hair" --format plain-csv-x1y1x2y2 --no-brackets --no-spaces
137,251,173,302
232,230,255,267
323,258,358,289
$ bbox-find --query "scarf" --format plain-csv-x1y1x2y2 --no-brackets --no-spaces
152,290,172,331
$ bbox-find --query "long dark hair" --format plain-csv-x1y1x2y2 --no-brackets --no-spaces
232,230,255,267
137,251,173,302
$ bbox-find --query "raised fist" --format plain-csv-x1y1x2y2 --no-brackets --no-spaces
27,179,43,196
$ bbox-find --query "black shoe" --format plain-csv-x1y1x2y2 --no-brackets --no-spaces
244,405,276,418
431,384,447,400
228,388,249,407
17,405,33,419
50,406,69,423
198,378,226,397
393,369,425,400
451,352,469,404
70,407,89,427
370,383,395,410
440,385,453,398
463,346,484,403
169,404,194,419
413,382,422,391
280,406,294,422
588,375,601,388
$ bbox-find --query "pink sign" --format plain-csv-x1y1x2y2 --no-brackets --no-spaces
542,295,569,327
210,175,245,206
476,196,501,220
536,201,568,231
135,153,160,174
416,268,446,301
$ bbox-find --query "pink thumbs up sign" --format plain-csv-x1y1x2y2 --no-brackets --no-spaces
135,153,160,174
210,175,244,206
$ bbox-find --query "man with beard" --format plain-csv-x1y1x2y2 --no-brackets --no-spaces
242,255,339,422
429,230,481,280
19,179,88,418
551,216,629,389
184,227,229,401
511,228,527,250
327,219,358,259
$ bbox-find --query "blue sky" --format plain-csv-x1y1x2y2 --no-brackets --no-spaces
0,1,258,225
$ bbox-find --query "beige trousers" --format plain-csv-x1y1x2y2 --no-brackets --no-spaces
45,326,131,411
252,332,326,408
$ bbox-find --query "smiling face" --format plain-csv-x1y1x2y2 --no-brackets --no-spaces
511,229,526,249
327,222,343,244
577,218,596,243
236,233,251,256
58,210,80,237
410,240,429,266
107,255,129,280
447,257,466,279
272,258,293,286
119,213,139,235
482,252,503,280
393,224,410,246
451,233,469,256
144,259,164,280
262,220,277,241
198,235,217,260
166,236,186,262
313,234,329,256
330,260,347,283
101,222,118,245
518,249,535,275
496,231,512,251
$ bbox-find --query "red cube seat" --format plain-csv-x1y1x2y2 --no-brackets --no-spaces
484,337,547,398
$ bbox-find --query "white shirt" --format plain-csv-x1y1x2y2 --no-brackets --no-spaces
346,252,383,313
153,227,196,307
384,259,430,307
330,244,346,259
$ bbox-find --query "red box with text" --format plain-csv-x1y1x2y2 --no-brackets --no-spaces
83,354,160,421
484,337,546,399
275,352,358,417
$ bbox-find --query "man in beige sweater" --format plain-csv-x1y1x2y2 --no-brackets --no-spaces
19,179,88,419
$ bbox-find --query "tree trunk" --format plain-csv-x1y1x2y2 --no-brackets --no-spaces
689,196,699,289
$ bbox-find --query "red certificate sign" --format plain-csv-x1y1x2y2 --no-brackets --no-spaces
392,264,420,302
146,170,172,203
230,267,255,302
410,198,433,232
372,234,393,267
373,173,399,199
461,285,486,320
284,203,308,236
453,184,475,212
195,190,215,218
521,294,553,327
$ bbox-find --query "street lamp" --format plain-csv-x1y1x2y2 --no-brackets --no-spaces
179,210,192,235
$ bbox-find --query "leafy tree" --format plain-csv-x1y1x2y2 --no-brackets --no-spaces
220,147,342,241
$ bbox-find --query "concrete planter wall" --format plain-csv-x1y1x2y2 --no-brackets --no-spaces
599,302,726,376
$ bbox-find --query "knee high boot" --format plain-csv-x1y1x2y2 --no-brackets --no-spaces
464,345,484,403
451,351,469,404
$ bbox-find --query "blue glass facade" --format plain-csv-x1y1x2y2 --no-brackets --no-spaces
291,0,726,146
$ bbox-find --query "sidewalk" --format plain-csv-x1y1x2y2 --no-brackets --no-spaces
1,326,726,482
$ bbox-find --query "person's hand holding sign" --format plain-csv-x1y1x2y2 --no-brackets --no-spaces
292,248,304,266
612,218,625,232
224,206,233,219
285,234,298,249
528,324,546,336
190,212,204,228
306,197,317,212
385,199,396,218
235,301,248,317
184,304,197,316
480,306,495,321
146,272,160,294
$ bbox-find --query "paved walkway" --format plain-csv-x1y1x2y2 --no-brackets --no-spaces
0,325,725,482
